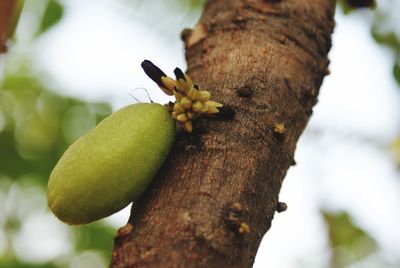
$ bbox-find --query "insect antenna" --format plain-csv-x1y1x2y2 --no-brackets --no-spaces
128,87,154,103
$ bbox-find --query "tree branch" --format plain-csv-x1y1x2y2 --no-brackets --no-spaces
111,0,335,267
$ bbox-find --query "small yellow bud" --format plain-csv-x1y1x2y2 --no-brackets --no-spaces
192,101,203,113
187,87,199,100
183,121,193,133
173,103,185,114
238,222,250,234
180,97,192,110
206,106,219,114
160,76,176,95
176,113,188,122
173,91,183,101
198,91,211,102
200,104,209,113
205,100,223,108
184,74,193,88
158,86,173,96
273,123,286,134
176,78,189,92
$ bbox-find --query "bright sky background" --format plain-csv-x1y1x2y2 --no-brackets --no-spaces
3,0,400,267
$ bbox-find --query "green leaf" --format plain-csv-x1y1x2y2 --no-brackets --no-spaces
74,223,116,257
322,210,377,267
0,72,111,184
1,67,113,266
393,61,400,86
338,0,376,14
38,0,64,35
371,30,400,52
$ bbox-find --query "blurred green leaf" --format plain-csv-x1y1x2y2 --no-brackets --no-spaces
0,259,58,268
370,2,400,93
393,61,400,86
370,2,400,53
322,210,377,268
0,66,113,267
38,0,64,35
338,0,376,14
391,137,400,167
371,30,400,52
0,72,111,185
74,223,116,257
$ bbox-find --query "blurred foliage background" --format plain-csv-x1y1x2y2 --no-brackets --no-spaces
0,0,399,267
1,2,115,267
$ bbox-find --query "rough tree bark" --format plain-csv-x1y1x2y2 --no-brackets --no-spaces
111,0,335,267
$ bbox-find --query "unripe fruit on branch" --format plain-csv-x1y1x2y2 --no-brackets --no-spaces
47,103,175,225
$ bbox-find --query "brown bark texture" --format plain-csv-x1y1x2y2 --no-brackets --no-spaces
111,0,335,267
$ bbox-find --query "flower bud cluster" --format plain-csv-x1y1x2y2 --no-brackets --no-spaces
141,60,223,133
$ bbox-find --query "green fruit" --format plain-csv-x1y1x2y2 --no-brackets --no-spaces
48,103,175,225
